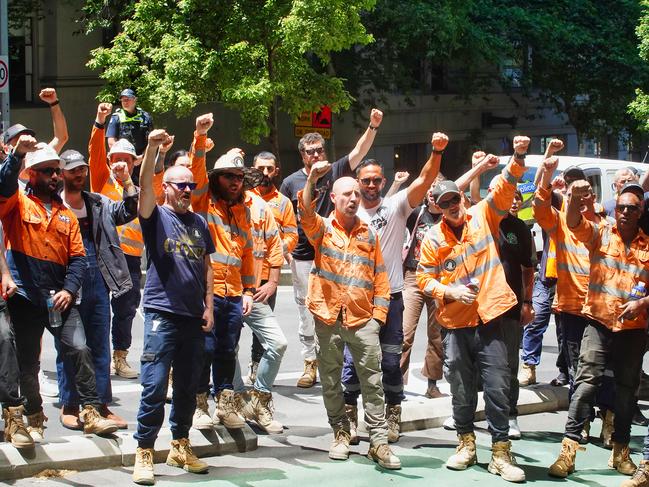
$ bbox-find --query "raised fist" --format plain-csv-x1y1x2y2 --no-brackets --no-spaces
196,113,214,135
111,161,130,182
568,179,592,205
308,161,331,181
206,138,215,153
14,135,38,157
513,136,531,154
97,103,113,124
394,171,409,184
547,138,564,155
148,129,171,149
160,134,175,153
543,156,559,173
432,132,449,152
370,108,383,128
472,151,487,167
39,88,58,105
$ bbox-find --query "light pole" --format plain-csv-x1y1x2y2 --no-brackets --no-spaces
0,0,9,131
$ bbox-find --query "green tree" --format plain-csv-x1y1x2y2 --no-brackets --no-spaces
85,0,375,158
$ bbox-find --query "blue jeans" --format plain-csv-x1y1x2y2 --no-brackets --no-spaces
199,296,243,394
443,319,511,443
111,254,141,351
56,251,111,406
134,309,204,448
343,293,405,406
521,277,557,366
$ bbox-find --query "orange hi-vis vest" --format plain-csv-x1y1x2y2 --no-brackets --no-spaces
570,218,649,332
416,159,526,329
190,133,255,297
297,192,390,327
252,185,298,281
88,125,143,257
244,191,283,288
533,186,612,316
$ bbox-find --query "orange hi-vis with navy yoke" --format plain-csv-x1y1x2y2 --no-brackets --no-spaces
189,132,255,297
570,217,649,332
533,186,610,316
244,191,283,288
88,124,144,257
297,191,390,328
416,159,526,329
252,185,298,281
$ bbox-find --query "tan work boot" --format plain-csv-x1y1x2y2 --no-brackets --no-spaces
3,406,34,449
609,442,637,475
601,410,614,449
243,389,283,434
622,459,649,487
329,428,351,460
386,404,401,443
345,404,360,445
548,437,584,478
368,443,401,469
132,446,155,485
215,389,245,429
60,405,82,430
580,419,590,445
80,405,119,435
26,410,47,442
297,359,317,388
99,404,128,429
192,393,214,430
517,363,536,386
166,438,208,473
446,432,477,470
234,391,248,416
112,349,139,379
488,440,526,482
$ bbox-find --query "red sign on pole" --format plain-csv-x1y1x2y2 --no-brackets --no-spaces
294,106,332,139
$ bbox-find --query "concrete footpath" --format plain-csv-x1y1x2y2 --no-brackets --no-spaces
0,383,567,480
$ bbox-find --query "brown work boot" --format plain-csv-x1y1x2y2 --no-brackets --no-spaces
425,383,446,399
386,404,401,443
215,389,245,429
26,410,48,442
3,406,34,449
622,459,649,487
112,349,139,379
609,442,637,475
242,389,283,434
548,437,585,478
488,440,526,482
328,428,351,460
367,443,401,470
99,404,128,429
517,363,536,386
345,404,360,445
166,438,208,473
132,446,155,485
600,410,614,449
446,432,477,470
60,405,82,430
297,359,317,388
80,405,119,436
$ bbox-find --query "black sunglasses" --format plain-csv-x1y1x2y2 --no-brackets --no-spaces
220,172,245,182
169,181,198,191
303,147,325,156
437,194,461,209
35,167,61,176
359,177,383,186
615,204,641,214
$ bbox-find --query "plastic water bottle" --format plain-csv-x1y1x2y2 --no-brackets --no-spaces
630,281,647,301
467,278,480,293
47,290,63,328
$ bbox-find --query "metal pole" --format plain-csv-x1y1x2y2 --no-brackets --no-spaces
0,0,9,131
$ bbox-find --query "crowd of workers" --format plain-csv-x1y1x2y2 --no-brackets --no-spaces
1,88,649,487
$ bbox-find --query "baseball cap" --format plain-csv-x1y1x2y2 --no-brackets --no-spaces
562,166,586,182
119,88,136,99
619,182,645,200
60,149,88,170
208,151,263,190
431,180,460,203
20,143,62,179
108,139,137,158
3,124,36,145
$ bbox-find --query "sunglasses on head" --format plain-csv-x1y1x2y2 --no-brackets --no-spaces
35,167,61,176
437,194,461,209
169,181,198,191
303,147,324,156
359,177,383,186
615,204,641,214
220,172,245,182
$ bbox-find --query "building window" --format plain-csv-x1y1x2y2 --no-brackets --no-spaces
9,15,34,103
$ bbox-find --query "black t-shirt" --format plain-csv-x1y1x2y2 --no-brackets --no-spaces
280,155,351,261
404,205,442,270
498,213,534,319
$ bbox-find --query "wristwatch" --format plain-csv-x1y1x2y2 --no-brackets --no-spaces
514,152,526,160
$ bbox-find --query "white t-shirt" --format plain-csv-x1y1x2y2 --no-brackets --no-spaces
357,190,413,293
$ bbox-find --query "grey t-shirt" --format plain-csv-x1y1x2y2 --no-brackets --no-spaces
357,189,413,293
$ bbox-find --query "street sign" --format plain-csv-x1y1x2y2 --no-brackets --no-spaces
294,106,332,139
0,56,8,93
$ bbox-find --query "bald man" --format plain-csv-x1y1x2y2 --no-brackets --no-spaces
132,130,216,484
298,165,400,470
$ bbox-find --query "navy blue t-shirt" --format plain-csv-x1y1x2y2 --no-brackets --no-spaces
140,206,215,318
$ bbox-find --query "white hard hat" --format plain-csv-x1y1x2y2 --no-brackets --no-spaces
20,143,62,179
107,138,137,158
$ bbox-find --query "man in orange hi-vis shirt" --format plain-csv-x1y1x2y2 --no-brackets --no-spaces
298,161,400,471
549,181,649,481
416,136,530,483
89,102,142,380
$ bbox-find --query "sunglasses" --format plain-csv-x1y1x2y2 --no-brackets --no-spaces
303,147,325,156
220,172,245,182
169,181,198,191
35,167,61,176
615,204,641,214
359,177,383,186
437,194,461,209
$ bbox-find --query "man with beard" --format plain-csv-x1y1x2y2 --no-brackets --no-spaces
280,109,383,389
0,138,119,441
132,129,215,484
342,132,448,444
189,114,257,429
56,148,137,430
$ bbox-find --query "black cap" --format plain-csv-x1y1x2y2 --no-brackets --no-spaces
562,165,586,182
3,124,36,144
620,182,645,200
